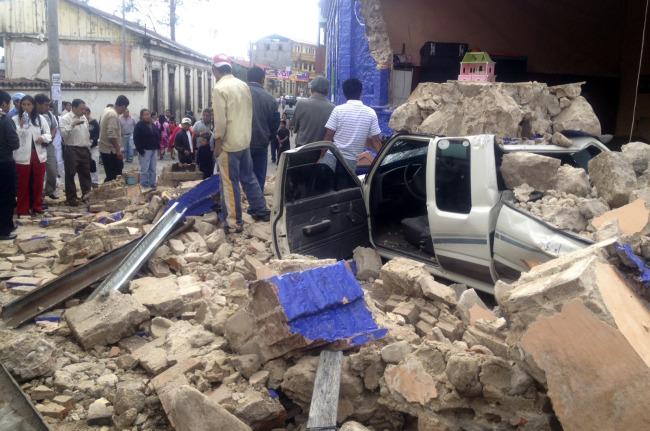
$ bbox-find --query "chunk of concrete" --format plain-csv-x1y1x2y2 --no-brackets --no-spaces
555,165,591,197
231,385,287,429
167,385,252,431
551,131,572,148
230,354,261,379
130,276,184,317
501,152,561,192
381,341,412,364
380,257,456,305
353,246,382,280
621,141,650,176
87,399,113,426
205,229,227,252
64,291,150,349
388,101,422,133
579,198,609,219
552,95,601,136
498,243,650,431
588,152,638,208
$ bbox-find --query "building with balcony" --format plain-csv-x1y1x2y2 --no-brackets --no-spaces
251,35,318,97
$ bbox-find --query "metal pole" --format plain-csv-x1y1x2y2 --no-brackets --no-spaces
122,0,126,84
46,0,61,113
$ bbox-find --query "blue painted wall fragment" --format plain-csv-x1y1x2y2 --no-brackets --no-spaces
270,261,364,320
325,0,393,137
268,261,385,345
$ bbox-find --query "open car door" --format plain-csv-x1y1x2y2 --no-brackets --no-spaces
271,142,370,260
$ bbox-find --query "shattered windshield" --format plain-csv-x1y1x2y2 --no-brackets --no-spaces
380,140,428,166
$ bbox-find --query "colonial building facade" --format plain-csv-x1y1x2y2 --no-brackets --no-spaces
0,0,212,118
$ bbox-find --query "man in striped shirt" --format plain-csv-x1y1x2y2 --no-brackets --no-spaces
321,78,382,171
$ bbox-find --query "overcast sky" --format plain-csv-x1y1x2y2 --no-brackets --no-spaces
88,0,321,59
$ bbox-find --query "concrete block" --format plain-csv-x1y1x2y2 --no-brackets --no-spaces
167,385,252,431
205,229,227,252
416,320,434,337
244,255,264,276
384,357,438,406
385,294,408,311
353,246,382,280
462,322,509,359
168,239,186,255
381,341,412,364
521,299,650,430
130,276,183,317
30,385,56,401
393,301,420,325
87,399,112,426
436,310,465,341
234,261,386,361
230,354,261,379
52,395,75,410
64,291,149,349
36,402,69,420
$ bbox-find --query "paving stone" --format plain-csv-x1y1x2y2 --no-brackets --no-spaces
17,238,50,254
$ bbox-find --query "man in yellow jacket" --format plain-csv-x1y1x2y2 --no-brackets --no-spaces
211,53,270,234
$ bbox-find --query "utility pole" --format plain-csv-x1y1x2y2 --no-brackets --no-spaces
122,0,126,83
46,0,61,113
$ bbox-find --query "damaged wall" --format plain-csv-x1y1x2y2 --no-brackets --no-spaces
375,0,650,137
325,0,393,134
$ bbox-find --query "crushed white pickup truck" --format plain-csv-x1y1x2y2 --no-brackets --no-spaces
271,133,611,293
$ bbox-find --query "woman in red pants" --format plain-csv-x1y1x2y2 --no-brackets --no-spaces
12,95,52,217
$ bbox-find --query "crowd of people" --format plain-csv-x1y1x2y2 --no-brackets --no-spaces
0,52,382,240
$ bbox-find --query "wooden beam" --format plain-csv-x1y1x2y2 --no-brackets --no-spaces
307,350,343,431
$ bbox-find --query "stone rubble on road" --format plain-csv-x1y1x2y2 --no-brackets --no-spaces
0,93,649,431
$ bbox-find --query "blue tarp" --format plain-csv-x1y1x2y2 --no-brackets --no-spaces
617,242,650,285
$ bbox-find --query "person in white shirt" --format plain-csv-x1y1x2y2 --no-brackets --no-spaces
59,99,91,206
322,77,382,172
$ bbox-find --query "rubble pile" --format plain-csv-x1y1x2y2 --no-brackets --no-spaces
3,226,649,431
1,167,650,431
502,142,650,276
389,81,601,139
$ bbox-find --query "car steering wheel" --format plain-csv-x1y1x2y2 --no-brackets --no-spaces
404,162,427,201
